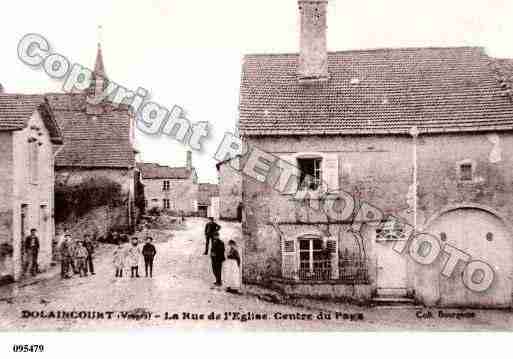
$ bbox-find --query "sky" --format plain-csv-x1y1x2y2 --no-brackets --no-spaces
1,0,513,183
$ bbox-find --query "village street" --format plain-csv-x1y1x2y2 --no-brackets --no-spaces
1,218,513,331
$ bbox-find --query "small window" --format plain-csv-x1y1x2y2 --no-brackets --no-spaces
440,232,447,242
486,232,493,242
297,157,322,190
459,163,473,181
163,180,170,191
163,199,170,209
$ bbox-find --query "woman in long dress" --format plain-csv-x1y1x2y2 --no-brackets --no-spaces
223,240,241,293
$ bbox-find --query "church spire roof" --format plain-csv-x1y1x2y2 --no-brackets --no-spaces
94,41,106,77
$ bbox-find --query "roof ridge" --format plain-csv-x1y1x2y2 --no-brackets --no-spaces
244,46,486,58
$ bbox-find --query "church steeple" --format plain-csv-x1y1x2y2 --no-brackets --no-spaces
90,25,107,97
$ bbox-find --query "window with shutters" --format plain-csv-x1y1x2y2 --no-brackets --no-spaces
297,157,322,190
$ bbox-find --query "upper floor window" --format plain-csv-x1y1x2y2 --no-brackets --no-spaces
163,180,170,191
297,157,322,190
28,140,39,184
459,162,473,181
163,199,170,209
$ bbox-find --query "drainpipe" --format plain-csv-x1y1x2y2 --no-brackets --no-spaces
409,126,420,232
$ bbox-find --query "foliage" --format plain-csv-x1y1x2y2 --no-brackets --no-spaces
0,243,13,257
147,206,161,217
55,177,124,223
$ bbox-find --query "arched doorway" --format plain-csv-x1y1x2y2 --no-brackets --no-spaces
424,206,512,307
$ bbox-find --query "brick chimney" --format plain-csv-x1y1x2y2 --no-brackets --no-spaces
186,150,192,170
297,0,329,82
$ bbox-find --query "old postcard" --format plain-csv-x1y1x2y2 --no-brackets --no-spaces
1,0,513,339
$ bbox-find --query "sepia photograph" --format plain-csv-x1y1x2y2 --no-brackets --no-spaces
1,0,513,356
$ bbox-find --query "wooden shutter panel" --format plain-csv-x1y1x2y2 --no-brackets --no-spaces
282,238,297,280
277,155,299,195
326,237,339,279
323,154,339,192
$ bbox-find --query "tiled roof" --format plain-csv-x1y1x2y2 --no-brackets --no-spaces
137,162,193,180
0,94,63,143
239,47,513,136
198,183,219,205
45,93,135,168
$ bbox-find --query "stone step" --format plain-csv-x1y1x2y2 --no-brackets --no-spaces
372,296,417,307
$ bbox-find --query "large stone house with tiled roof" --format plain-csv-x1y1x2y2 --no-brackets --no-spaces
138,151,198,215
49,43,137,235
0,94,63,282
239,0,513,307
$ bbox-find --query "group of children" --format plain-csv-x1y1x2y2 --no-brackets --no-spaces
59,234,95,279
113,236,157,278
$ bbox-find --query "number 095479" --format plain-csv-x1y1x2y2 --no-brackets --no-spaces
12,345,44,353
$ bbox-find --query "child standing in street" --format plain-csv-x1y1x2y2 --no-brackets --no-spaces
113,243,125,278
127,237,141,278
75,241,89,277
223,240,241,293
142,237,157,278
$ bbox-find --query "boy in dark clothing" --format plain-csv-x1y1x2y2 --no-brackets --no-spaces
210,232,225,286
204,217,221,255
142,237,157,278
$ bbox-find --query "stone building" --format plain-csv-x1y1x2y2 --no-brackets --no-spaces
0,95,63,282
198,183,219,218
216,156,243,221
49,42,137,235
238,0,513,307
138,152,199,215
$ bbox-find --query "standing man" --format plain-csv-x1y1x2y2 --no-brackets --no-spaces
83,234,95,275
210,232,225,286
204,217,221,255
142,236,157,278
60,234,73,279
24,229,40,276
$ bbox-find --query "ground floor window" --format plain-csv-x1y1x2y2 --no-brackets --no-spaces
298,237,331,281
282,234,369,284
163,199,170,209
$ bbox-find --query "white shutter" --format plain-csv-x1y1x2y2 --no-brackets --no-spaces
326,237,339,280
282,238,297,280
277,155,299,195
323,153,339,192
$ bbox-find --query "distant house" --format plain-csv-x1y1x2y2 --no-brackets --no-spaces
0,94,63,282
239,0,513,307
138,151,198,215
216,156,242,221
198,183,219,218
48,42,137,234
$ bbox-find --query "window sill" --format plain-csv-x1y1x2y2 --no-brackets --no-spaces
271,276,370,286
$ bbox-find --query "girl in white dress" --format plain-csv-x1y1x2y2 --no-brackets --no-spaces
223,240,241,293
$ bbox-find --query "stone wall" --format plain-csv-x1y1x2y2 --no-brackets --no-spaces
0,132,14,281
218,158,242,220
